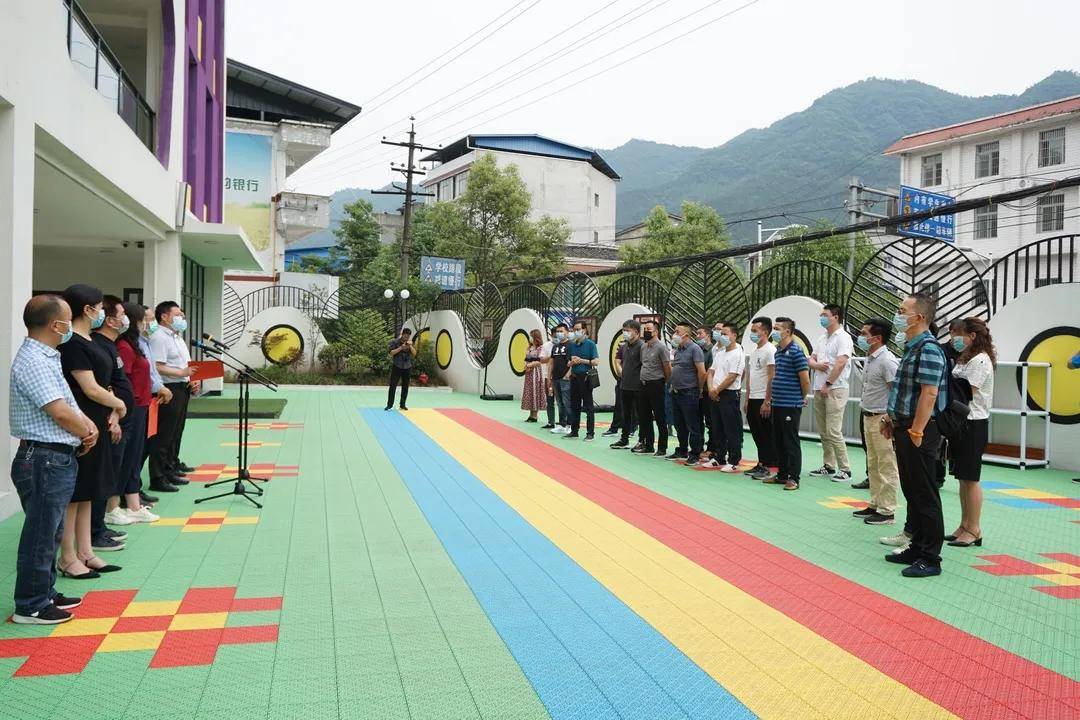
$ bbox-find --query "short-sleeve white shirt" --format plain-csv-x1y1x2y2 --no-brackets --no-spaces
747,342,777,400
814,327,854,389
954,352,994,420
540,340,553,379
710,345,745,391
148,327,190,383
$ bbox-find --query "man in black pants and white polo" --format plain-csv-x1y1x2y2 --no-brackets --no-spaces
148,301,196,493
386,328,414,411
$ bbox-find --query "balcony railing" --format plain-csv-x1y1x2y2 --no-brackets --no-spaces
62,0,155,153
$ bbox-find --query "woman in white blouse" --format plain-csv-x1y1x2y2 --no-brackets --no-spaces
946,317,996,548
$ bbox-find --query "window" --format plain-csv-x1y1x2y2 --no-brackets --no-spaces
454,171,469,198
594,192,600,207
974,204,998,239
975,141,999,178
1039,128,1065,167
919,282,939,299
1037,193,1064,233
593,231,599,244
438,178,452,202
921,153,942,186
971,279,991,306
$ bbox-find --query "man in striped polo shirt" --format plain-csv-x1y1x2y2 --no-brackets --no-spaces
881,292,949,578
763,317,810,490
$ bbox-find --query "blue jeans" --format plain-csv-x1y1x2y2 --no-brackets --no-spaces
11,444,77,615
671,388,703,457
553,377,571,426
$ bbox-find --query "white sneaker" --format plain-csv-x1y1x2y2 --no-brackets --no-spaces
719,464,741,473
550,425,565,434
104,509,135,526
126,506,160,523
890,543,911,555
698,458,720,468
560,426,572,435
831,470,852,483
879,532,911,547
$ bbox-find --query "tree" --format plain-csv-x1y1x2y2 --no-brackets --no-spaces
330,198,381,277
362,203,442,329
289,254,334,275
617,201,730,287
429,153,568,285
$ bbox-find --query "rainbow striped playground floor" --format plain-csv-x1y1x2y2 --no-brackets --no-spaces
0,388,1077,719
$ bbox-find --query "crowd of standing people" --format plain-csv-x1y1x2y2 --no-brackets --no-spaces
522,291,997,578
9,286,201,624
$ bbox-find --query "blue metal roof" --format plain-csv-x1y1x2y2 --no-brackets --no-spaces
421,134,620,180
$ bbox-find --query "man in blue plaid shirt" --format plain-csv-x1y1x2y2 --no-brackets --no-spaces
9,295,97,625
881,291,949,579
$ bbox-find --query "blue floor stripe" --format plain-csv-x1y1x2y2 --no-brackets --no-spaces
363,409,755,720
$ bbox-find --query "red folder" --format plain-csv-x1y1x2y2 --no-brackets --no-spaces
189,360,224,380
147,400,159,438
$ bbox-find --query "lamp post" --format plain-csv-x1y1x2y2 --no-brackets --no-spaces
384,288,410,333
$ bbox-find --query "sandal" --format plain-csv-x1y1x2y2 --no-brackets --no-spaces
947,530,983,548
945,526,968,542
82,556,122,573
58,561,100,580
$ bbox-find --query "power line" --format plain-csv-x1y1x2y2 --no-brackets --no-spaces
300,0,760,185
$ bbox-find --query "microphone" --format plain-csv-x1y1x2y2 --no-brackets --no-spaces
191,339,219,353
202,333,230,350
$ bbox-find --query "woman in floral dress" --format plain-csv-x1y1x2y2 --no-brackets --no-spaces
521,329,546,422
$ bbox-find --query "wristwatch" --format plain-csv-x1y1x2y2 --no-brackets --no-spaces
824,380,833,387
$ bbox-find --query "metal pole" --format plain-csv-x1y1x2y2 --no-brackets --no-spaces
1019,364,1029,469
847,176,860,278
400,118,417,289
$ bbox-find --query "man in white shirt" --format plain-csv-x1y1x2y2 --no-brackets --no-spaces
742,316,777,479
147,301,197,492
702,322,745,471
808,303,854,482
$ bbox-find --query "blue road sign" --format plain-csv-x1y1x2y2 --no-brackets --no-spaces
898,185,955,242
420,256,465,290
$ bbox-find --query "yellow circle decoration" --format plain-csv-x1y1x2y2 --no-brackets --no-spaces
436,330,453,370
415,328,430,348
261,325,303,366
1017,326,1080,423
508,330,530,377
609,332,623,379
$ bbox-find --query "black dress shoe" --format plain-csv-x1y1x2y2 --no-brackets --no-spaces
178,462,196,473
140,491,159,504
170,476,190,486
851,479,870,490
149,480,179,493
541,424,555,429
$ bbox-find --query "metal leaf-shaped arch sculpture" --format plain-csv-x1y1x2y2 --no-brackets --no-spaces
546,271,601,329
599,274,668,319
322,281,398,339
432,290,467,322
464,282,505,367
504,283,550,319
746,260,851,310
845,237,988,350
982,233,1078,314
663,258,751,336
221,282,247,347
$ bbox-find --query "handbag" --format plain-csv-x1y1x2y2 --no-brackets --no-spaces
587,367,601,390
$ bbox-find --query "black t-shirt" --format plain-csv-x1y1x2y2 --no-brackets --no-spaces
59,333,116,421
93,333,135,414
550,342,570,378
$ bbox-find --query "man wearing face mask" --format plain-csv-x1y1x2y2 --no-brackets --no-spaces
148,301,197,493
742,317,777,479
702,322,745,471
852,319,900,528
547,324,572,434
565,321,599,440
881,292,949,578
695,326,715,455
611,320,643,449
9,295,97,624
808,304,854,482
763,317,810,490
668,321,706,462
89,296,137,550
635,321,671,455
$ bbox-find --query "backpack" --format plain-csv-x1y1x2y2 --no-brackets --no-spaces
913,340,971,440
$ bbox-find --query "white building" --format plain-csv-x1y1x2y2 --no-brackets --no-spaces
883,95,1080,278
420,134,621,269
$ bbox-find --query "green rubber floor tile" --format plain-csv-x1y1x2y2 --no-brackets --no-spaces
268,700,339,720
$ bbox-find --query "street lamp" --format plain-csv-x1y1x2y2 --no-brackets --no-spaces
384,288,410,333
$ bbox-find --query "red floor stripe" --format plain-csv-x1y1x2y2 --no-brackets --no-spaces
441,408,1080,719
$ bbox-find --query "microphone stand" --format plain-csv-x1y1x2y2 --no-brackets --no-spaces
192,342,278,508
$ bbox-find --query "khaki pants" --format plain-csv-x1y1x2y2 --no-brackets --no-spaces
863,413,899,514
813,387,850,471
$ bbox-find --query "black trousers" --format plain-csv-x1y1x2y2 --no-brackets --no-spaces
701,392,714,452
610,379,624,432
149,382,189,482
619,389,641,444
387,365,410,408
545,383,555,425
772,405,802,482
569,374,594,435
710,389,743,465
637,379,668,451
894,421,944,565
746,398,776,467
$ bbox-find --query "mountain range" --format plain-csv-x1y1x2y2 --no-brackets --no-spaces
317,71,1080,248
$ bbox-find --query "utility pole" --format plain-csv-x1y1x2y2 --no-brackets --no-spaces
845,176,899,277
371,117,437,288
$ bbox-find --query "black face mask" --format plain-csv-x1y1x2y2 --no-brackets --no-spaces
642,330,654,341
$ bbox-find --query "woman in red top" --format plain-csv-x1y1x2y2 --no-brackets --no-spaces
115,302,158,523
